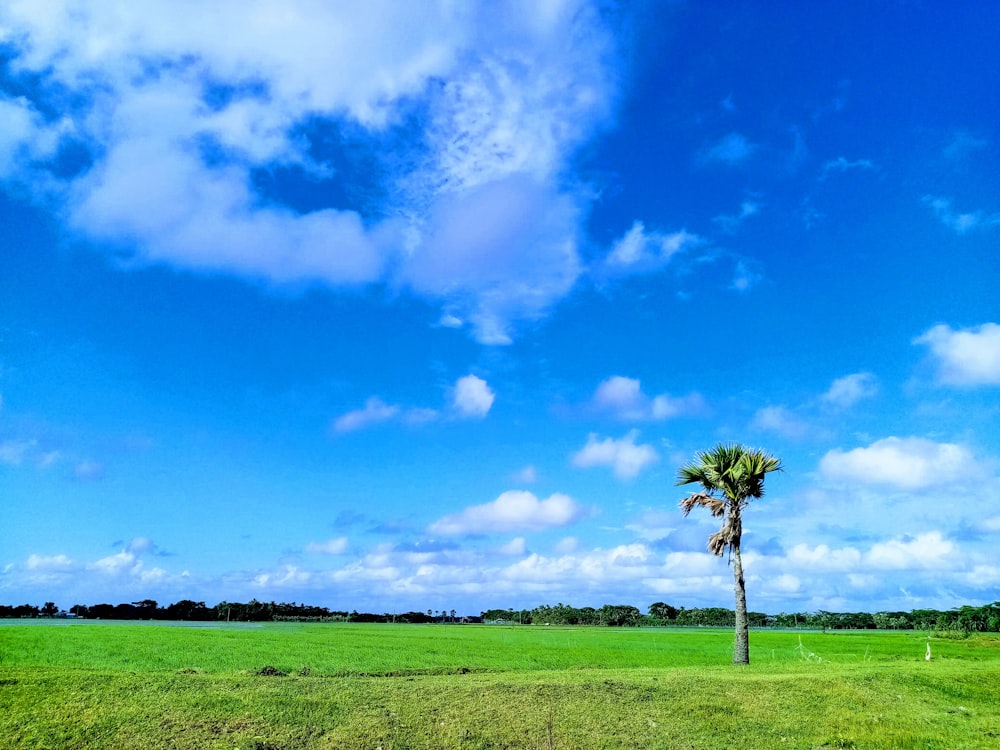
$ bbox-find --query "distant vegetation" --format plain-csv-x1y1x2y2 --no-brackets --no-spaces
4,598,1000,632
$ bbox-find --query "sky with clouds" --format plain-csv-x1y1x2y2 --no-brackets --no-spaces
2,1,998,616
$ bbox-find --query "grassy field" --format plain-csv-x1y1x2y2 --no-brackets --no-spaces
1,622,998,749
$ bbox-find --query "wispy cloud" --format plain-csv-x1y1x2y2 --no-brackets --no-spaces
729,259,764,292
712,200,760,233
943,131,988,160
602,221,701,277
332,397,401,433
819,156,875,180
923,196,1000,233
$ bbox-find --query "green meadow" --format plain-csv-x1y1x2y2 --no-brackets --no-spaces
2,623,998,749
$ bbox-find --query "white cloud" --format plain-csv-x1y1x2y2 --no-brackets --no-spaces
819,436,984,490
332,376,491,433
572,430,658,479
502,544,652,587
305,537,349,555
25,553,74,571
90,548,167,584
786,543,862,573
92,550,139,575
0,0,620,345
821,372,879,408
253,564,311,589
923,196,1000,234
865,531,956,571
593,376,643,414
429,490,587,535
592,376,704,421
914,322,1000,386
603,221,700,275
452,374,495,418
332,397,400,433
124,537,159,556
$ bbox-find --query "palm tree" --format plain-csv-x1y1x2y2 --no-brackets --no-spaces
677,443,781,665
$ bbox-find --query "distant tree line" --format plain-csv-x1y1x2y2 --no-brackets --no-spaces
3,599,999,632
481,601,1000,632
0,599,462,624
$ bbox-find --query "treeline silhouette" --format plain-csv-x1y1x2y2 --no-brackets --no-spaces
481,601,1000,631
0,599,450,623
3,599,999,631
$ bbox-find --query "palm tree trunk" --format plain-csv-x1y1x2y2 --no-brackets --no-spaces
732,537,749,665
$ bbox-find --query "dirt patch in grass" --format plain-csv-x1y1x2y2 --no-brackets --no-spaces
254,665,287,677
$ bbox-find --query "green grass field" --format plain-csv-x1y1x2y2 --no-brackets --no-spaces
2,622,998,749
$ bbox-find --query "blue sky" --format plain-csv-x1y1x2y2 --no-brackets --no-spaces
2,1,998,616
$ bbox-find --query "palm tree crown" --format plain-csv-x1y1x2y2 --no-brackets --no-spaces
676,443,781,556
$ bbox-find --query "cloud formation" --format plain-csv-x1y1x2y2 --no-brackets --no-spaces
602,222,700,276
0,0,620,344
819,436,984,490
332,374,494,432
429,490,587,535
819,156,875,180
821,372,879,408
452,375,495,418
914,323,1000,386
332,397,401,433
923,196,1000,234
305,537,350,555
712,200,760,233
572,430,658,479
592,376,704,421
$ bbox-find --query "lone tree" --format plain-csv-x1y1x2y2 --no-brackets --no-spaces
677,443,781,665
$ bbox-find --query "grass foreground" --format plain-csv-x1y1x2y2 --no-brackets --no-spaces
1,622,999,749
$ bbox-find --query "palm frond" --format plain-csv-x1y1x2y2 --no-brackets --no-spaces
707,529,729,556
679,492,727,517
